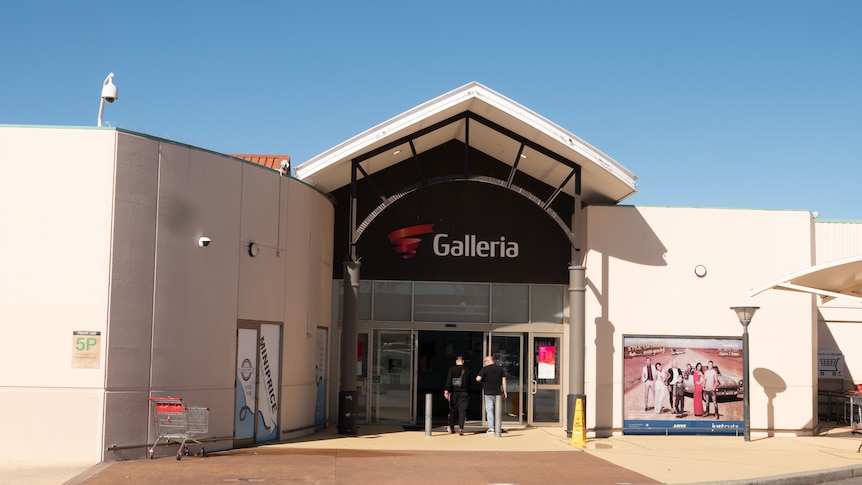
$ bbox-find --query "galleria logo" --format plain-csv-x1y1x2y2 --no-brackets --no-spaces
388,224,519,259
433,234,519,258
388,224,436,259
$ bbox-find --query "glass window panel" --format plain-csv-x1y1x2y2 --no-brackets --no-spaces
373,281,412,321
532,389,560,422
491,285,529,323
531,285,564,324
334,283,342,320
414,283,489,322
359,281,372,320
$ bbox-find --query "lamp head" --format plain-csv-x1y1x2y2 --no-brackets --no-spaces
730,306,759,325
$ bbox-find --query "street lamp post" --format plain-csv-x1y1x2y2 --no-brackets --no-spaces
730,306,759,441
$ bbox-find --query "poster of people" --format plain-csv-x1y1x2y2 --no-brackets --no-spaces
623,335,744,435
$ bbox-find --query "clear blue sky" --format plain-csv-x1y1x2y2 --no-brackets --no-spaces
2,1,860,220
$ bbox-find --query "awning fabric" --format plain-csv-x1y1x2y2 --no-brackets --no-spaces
749,254,862,304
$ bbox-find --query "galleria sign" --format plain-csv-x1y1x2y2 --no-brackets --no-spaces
388,224,520,259
432,233,519,258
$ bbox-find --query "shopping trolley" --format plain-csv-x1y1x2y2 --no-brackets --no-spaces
148,397,209,460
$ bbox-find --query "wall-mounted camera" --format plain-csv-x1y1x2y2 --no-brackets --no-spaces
197,236,212,248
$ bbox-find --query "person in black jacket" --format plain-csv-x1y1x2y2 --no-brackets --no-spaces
444,354,470,435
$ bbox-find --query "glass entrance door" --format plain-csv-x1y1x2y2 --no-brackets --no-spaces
234,323,282,446
529,334,562,426
488,333,525,426
371,329,415,424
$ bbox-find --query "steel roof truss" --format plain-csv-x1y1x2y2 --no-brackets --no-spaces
776,282,862,304
506,144,525,188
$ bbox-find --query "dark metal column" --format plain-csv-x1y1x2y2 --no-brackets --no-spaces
338,260,360,435
566,265,586,438
338,161,360,435
566,190,585,439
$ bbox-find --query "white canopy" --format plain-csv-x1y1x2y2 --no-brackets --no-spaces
749,254,862,304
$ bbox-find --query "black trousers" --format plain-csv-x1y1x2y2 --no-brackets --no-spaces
448,392,468,430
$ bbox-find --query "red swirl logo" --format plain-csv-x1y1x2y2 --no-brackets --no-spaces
388,224,435,259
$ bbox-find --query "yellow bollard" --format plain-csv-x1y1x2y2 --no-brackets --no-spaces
569,396,587,448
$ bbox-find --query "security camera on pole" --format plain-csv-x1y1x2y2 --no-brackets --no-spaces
97,73,118,127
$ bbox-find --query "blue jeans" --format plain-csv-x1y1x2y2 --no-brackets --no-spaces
484,394,498,430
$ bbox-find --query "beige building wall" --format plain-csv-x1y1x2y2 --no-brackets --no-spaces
583,205,817,437
814,221,862,393
0,127,116,461
0,127,334,462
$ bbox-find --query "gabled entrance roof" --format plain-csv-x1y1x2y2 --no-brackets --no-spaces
294,82,637,204
749,254,862,304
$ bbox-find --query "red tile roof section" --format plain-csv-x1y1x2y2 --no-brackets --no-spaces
231,154,291,171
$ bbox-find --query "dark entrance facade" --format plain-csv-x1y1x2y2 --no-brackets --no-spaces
352,327,563,428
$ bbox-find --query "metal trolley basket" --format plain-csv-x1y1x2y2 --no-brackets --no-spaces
148,397,210,460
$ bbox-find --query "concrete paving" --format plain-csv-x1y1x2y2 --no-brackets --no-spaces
5,423,862,484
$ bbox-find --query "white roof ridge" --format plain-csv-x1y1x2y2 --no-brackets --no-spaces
295,82,635,189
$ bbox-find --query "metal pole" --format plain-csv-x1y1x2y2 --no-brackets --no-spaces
425,393,432,436
743,320,750,441
494,394,503,437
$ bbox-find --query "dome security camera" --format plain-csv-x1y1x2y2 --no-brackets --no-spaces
97,72,119,127
101,73,118,103
197,236,212,248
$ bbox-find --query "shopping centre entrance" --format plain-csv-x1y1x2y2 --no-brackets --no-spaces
355,328,562,428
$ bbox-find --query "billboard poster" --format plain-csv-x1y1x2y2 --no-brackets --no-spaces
623,335,744,435
538,345,556,379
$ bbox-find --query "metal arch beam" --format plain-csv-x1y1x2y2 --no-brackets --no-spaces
352,176,580,250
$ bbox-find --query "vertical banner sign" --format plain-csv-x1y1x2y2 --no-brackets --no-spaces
538,345,556,379
235,328,257,441
71,331,101,369
569,397,586,448
257,324,281,442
